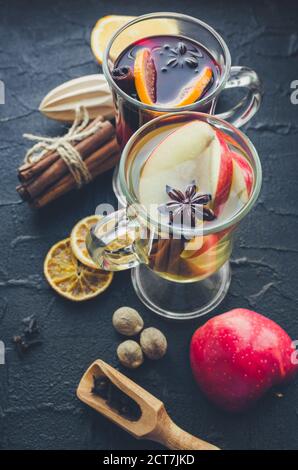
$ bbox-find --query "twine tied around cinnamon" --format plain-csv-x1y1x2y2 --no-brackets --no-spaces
23,107,103,188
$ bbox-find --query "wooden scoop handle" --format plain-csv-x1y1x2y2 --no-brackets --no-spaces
151,409,219,451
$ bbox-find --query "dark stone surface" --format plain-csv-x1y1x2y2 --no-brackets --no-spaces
0,0,298,450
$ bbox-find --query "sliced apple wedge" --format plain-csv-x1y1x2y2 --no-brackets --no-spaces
139,121,233,226
220,151,254,220
181,227,232,259
140,120,215,175
194,130,232,214
139,120,216,209
231,151,253,203
183,235,231,279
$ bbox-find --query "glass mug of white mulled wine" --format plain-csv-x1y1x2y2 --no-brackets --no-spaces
86,112,262,320
102,12,262,202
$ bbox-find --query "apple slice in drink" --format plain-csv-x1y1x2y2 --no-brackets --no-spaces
151,231,231,281
183,235,231,279
141,120,215,174
181,227,232,260
139,121,233,223
220,151,254,219
181,128,233,213
231,151,253,203
139,120,216,211
195,131,232,215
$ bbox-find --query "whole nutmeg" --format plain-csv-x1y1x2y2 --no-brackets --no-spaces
140,327,167,360
112,307,144,336
117,340,144,369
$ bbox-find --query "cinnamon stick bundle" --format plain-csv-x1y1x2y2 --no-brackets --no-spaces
16,117,120,208
30,140,119,208
18,116,105,182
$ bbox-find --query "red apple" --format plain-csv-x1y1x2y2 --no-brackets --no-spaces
190,309,297,412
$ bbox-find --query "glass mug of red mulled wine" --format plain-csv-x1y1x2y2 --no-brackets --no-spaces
102,12,262,202
86,112,262,320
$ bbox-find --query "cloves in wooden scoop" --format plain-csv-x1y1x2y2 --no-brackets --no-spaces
91,374,141,421
112,66,135,95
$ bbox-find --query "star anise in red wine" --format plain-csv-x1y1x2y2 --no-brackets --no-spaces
166,41,203,68
158,181,216,227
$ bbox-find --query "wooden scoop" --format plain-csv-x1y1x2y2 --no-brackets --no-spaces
77,359,219,450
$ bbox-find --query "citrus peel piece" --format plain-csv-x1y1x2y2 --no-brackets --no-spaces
70,215,102,269
168,66,213,108
91,15,135,64
90,15,179,65
134,48,157,105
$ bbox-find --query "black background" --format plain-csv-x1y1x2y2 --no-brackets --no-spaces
0,0,298,450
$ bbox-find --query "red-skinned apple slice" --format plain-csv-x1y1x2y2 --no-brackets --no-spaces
183,236,231,279
181,227,233,260
220,151,254,219
231,151,253,203
141,120,215,175
139,121,233,223
139,120,216,211
194,130,232,216
214,131,233,210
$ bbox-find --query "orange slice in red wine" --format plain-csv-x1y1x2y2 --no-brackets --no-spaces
134,48,157,105
168,66,213,107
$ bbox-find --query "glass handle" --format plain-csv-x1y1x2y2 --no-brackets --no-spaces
86,209,143,271
214,66,262,128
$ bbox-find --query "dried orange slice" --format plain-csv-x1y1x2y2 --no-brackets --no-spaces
44,238,113,301
91,15,179,65
71,215,102,269
134,48,157,105
169,66,213,107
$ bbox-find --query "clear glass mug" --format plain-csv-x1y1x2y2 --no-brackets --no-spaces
103,12,262,202
87,112,262,320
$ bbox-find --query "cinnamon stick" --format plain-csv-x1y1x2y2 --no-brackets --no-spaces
111,66,135,95
21,137,120,208
17,116,112,183
18,116,103,182
19,120,116,201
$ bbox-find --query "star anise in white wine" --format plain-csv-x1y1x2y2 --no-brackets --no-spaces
158,181,216,227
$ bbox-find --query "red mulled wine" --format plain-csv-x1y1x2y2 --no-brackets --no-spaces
113,35,220,105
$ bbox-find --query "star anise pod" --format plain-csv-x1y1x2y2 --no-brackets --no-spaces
166,41,202,69
158,181,216,228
